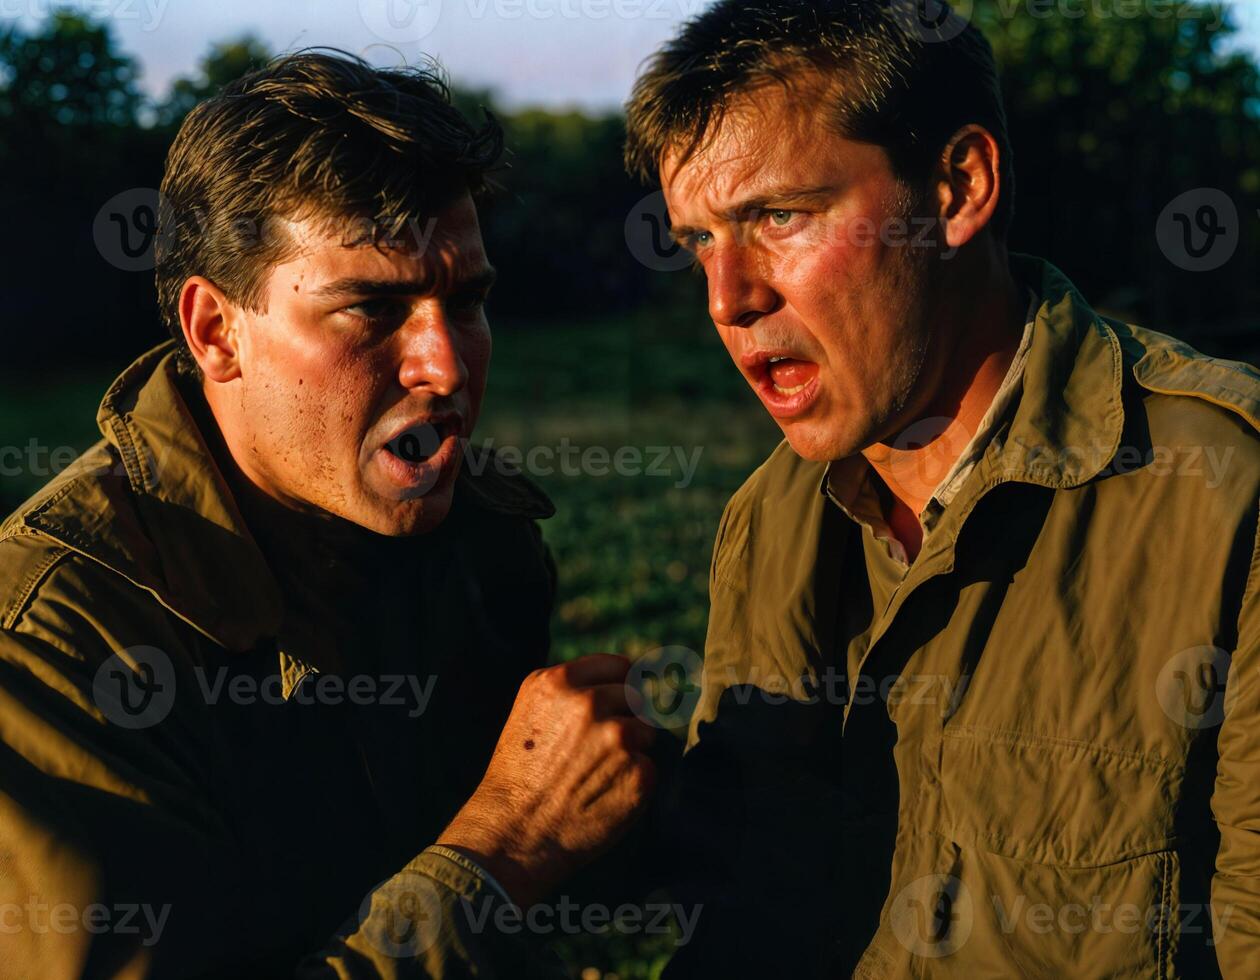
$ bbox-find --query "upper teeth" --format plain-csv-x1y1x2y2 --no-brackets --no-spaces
769,356,786,363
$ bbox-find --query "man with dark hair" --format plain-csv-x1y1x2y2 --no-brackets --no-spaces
627,2,1260,976
0,51,653,976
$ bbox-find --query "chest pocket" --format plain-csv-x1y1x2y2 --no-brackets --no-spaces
927,725,1186,978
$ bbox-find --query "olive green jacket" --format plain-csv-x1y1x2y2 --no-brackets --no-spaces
0,343,563,978
667,257,1260,978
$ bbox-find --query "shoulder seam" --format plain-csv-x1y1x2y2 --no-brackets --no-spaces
1,535,74,631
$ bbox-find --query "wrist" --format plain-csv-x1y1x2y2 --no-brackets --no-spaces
437,802,561,907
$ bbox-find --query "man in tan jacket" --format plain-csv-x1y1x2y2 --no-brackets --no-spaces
0,51,654,977
625,1,1260,976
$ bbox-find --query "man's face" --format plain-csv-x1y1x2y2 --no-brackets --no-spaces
216,192,494,536
661,79,941,462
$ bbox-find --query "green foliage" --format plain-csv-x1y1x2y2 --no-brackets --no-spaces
478,305,779,667
972,0,1260,327
0,11,141,129
152,35,273,129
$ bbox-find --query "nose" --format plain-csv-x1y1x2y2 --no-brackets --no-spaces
707,244,780,329
396,302,468,397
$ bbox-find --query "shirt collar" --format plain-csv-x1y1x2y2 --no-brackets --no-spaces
822,290,1035,545
821,254,1126,560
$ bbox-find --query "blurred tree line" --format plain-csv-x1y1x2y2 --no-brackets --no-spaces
0,2,1257,371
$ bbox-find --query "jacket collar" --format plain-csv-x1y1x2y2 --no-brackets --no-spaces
989,253,1125,491
821,254,1125,512
21,341,552,653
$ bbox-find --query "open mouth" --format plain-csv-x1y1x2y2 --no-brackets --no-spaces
369,415,466,498
765,355,818,396
384,418,458,465
740,349,822,420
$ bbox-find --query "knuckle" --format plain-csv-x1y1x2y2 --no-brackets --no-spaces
537,665,567,693
601,719,630,751
572,689,599,723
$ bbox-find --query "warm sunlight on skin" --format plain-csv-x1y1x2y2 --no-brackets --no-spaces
661,75,1022,511
661,79,945,464
180,193,495,536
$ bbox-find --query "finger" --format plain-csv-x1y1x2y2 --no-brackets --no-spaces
588,682,639,718
561,653,631,687
612,716,657,752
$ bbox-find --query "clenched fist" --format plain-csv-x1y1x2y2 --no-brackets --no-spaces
436,654,656,906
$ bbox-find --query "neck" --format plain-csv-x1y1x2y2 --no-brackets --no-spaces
865,250,1026,550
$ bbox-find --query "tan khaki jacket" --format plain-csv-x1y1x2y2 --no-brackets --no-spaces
667,256,1260,979
0,343,563,978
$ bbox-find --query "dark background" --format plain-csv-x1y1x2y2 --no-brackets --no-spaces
1,3,1258,976
2,2,1258,374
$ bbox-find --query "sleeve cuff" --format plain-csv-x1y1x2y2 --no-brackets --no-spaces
420,844,515,905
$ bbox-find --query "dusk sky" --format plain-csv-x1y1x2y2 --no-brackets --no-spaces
4,0,1260,112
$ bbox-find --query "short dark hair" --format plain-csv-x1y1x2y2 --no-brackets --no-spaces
624,0,1014,237
156,49,503,373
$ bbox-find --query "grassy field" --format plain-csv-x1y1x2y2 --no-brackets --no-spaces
0,307,780,979
0,308,779,664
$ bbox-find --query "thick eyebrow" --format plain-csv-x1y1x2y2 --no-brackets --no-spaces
669,184,838,244
312,266,498,301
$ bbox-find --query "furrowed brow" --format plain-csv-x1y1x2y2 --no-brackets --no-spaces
313,266,497,300
728,184,837,218
669,184,838,244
